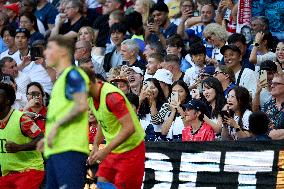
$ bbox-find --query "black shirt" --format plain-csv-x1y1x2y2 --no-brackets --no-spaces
59,16,90,35
123,59,146,72
93,14,110,47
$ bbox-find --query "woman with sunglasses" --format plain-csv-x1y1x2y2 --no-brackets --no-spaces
203,23,228,65
221,86,252,140
23,82,47,132
213,65,236,97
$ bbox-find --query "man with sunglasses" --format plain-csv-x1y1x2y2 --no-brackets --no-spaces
0,79,44,188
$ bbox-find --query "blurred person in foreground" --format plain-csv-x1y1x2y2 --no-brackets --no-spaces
85,67,146,189
37,35,90,189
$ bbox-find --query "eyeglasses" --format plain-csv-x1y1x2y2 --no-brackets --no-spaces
199,73,211,79
27,91,41,97
271,82,284,86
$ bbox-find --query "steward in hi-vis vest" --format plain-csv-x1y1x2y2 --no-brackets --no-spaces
0,80,44,188
84,68,145,189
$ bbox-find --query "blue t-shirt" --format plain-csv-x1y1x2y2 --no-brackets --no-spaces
185,25,213,58
0,37,7,54
30,32,45,47
35,3,58,31
147,22,177,43
65,68,86,100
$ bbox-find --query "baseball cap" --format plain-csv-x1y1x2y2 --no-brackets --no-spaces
260,60,277,72
183,99,207,114
153,69,173,85
4,3,20,15
220,44,241,55
202,65,215,76
15,28,30,39
129,66,144,75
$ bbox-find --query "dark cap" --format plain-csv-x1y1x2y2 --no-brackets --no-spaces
15,28,30,39
260,60,277,72
220,44,241,55
202,65,215,76
183,99,207,114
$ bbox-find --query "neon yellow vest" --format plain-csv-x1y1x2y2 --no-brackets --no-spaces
44,66,90,158
89,82,145,153
0,110,44,176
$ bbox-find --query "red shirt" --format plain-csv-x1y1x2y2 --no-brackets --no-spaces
27,107,47,132
93,82,129,119
0,110,42,139
182,122,215,142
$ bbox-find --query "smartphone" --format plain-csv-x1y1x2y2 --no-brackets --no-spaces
171,91,179,103
148,16,154,24
220,110,233,119
193,11,200,17
259,70,268,85
30,46,43,61
143,81,149,91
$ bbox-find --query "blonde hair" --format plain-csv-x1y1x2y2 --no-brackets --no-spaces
77,26,96,45
136,0,155,25
203,23,228,42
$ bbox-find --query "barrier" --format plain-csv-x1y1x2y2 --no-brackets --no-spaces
144,141,284,189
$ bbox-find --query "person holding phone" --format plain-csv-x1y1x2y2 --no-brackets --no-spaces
139,78,168,141
252,60,277,112
145,1,177,48
160,80,191,141
23,82,47,132
221,86,252,140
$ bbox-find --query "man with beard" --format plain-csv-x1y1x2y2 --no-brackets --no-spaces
145,1,177,48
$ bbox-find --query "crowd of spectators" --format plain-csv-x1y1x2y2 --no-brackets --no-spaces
0,0,284,143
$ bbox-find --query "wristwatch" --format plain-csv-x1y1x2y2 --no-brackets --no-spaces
253,42,260,47
236,127,242,132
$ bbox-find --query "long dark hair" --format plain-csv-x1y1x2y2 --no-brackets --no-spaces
20,12,39,31
171,80,191,104
229,86,251,128
138,78,167,118
202,77,226,118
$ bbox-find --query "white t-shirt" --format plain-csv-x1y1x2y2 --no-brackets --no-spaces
14,51,53,94
184,64,203,87
256,51,276,65
228,110,252,140
166,116,184,140
0,50,19,61
235,68,257,97
13,72,31,109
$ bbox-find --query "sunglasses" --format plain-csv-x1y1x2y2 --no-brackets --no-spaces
16,28,28,33
214,71,225,75
205,36,212,42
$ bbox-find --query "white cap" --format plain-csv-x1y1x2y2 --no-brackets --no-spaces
129,66,144,75
153,69,173,85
